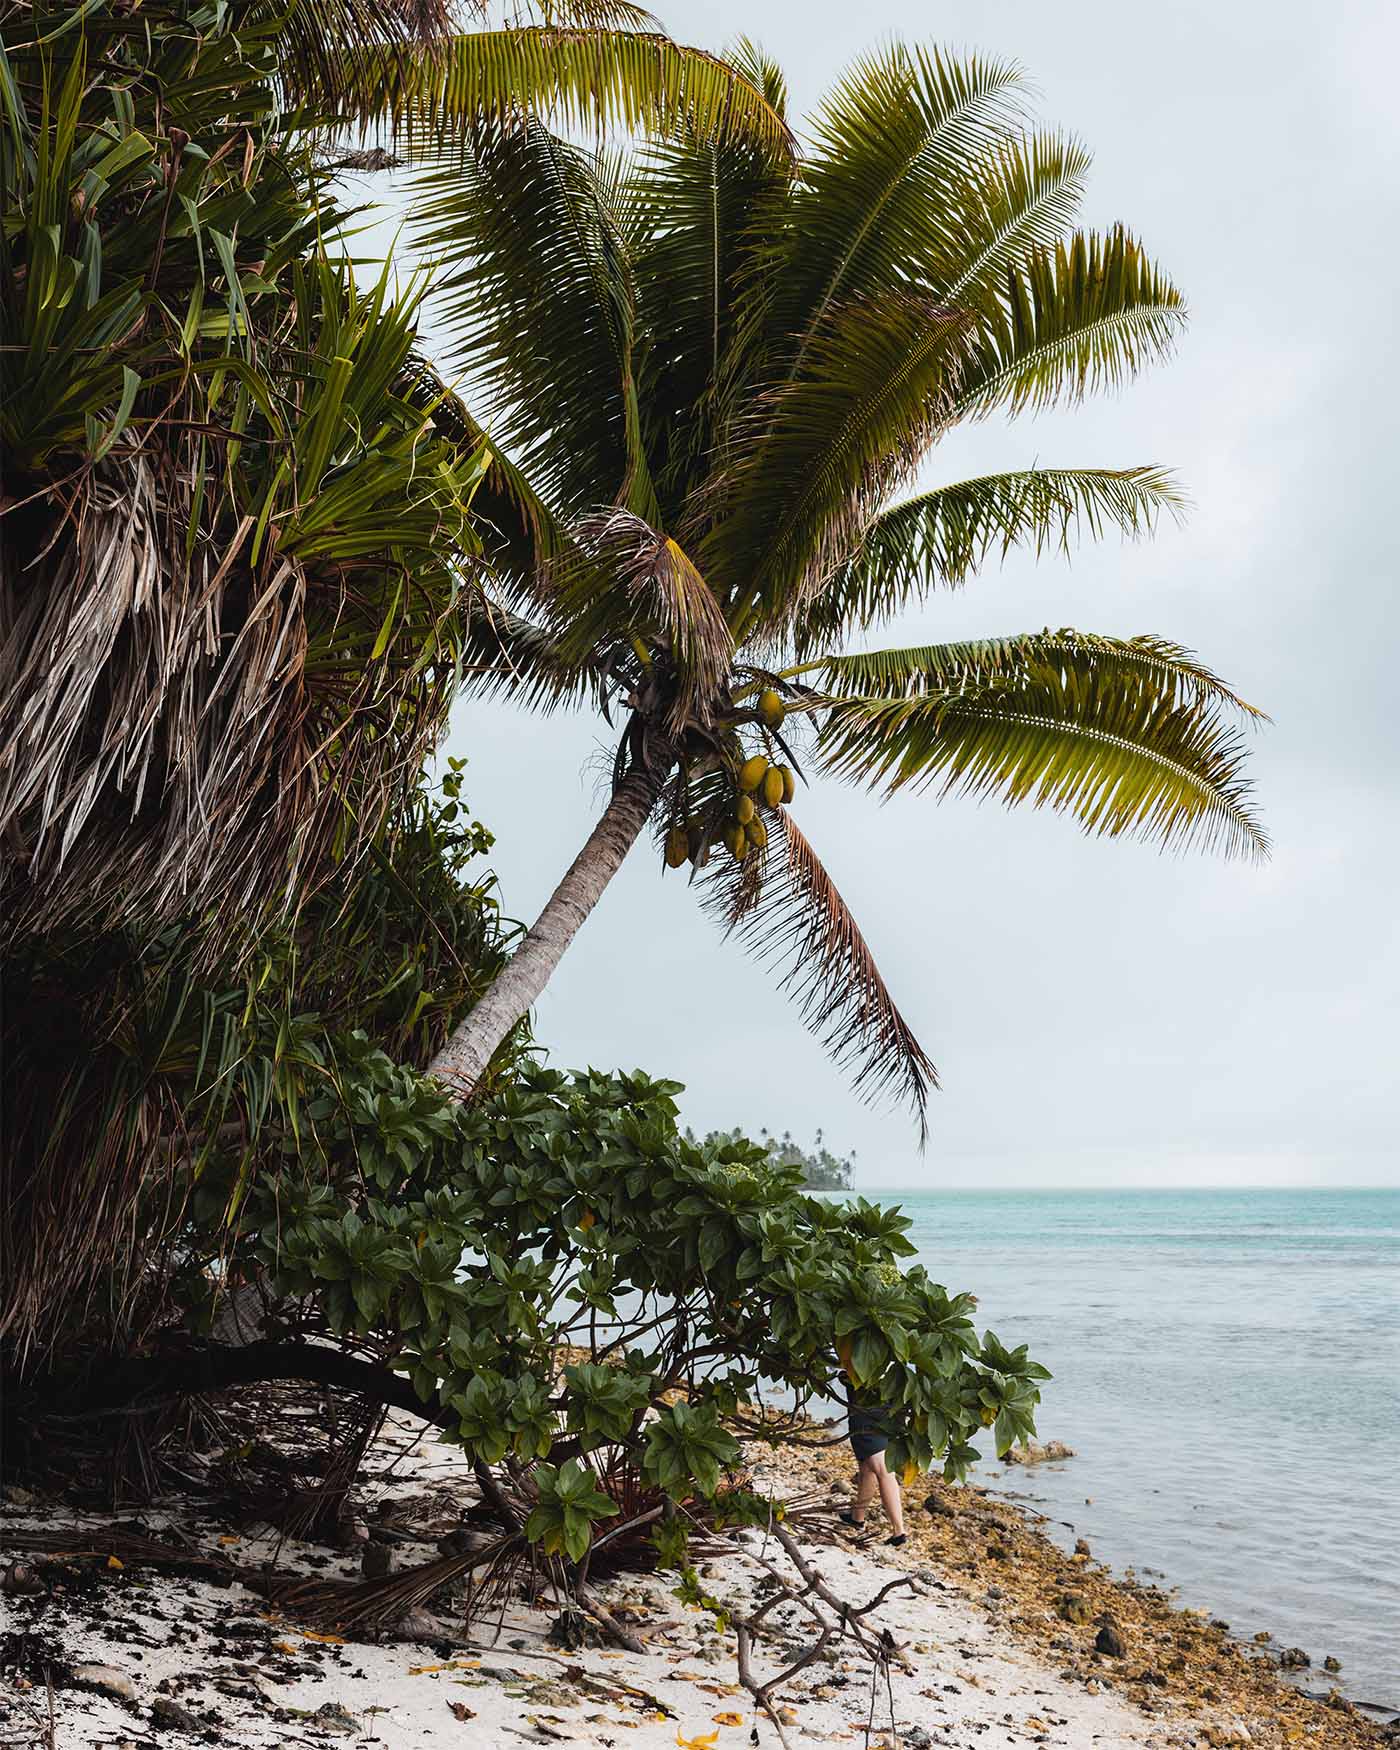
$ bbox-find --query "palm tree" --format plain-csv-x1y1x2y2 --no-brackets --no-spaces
417,42,1269,1129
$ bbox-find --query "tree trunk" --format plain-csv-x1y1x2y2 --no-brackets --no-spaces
429,767,664,1096
14,1341,453,1430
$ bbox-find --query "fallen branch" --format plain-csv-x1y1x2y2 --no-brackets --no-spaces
573,1580,648,1655
728,1522,921,1745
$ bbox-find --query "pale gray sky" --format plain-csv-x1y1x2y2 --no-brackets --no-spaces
434,0,1400,1188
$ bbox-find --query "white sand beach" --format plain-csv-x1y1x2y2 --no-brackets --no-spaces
1,1412,1274,1750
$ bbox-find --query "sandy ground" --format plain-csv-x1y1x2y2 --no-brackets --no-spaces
0,1413,1386,1750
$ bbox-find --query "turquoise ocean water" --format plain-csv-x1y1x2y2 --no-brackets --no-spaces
866,1187,1400,1711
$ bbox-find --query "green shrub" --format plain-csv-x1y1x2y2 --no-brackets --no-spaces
188,1053,1050,1563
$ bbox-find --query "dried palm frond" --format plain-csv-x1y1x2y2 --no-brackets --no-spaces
698,811,937,1136
254,1535,520,1635
568,511,734,730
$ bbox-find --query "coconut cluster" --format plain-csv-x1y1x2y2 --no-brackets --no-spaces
663,691,797,869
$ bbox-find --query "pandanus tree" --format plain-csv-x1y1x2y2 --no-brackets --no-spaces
0,0,784,953
419,42,1269,1127
0,0,782,1346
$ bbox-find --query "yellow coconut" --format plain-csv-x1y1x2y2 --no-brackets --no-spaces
747,815,768,851
735,794,756,825
758,688,785,728
762,767,785,808
664,827,689,868
778,764,796,803
723,825,748,861
737,754,768,793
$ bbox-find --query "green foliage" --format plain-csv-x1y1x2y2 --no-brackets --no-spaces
526,1459,621,1562
0,0,792,1349
178,1051,1049,1564
0,0,489,955
2,769,518,1348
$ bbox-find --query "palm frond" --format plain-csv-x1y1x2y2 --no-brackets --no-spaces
811,630,1269,858
697,812,937,1134
696,291,971,635
798,466,1183,646
811,630,1268,719
459,600,603,713
563,512,734,729
950,226,1186,421
411,124,652,518
400,356,586,609
629,119,793,516
773,44,1030,378
343,26,792,154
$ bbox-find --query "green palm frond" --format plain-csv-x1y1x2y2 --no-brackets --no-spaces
342,26,792,154
696,290,971,633
400,358,589,611
798,467,1184,646
811,630,1268,857
629,120,792,514
811,630,1269,720
772,44,1029,374
412,125,650,518
950,226,1186,422
696,811,937,1135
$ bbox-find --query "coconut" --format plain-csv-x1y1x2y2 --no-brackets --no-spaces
737,754,768,793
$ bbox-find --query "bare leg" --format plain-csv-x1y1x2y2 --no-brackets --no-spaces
850,1460,879,1522
867,1451,904,1537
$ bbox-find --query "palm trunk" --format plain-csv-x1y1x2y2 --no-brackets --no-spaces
429,767,663,1096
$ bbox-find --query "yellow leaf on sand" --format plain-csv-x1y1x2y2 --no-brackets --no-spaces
273,1641,297,1655
106,1555,124,1570
676,1733,718,1750
301,1631,344,1645
712,1715,745,1728
217,1534,240,1545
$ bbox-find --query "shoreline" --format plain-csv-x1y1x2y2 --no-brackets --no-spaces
2,1413,1393,1750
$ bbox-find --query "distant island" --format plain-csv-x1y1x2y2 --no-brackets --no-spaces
685,1124,855,1191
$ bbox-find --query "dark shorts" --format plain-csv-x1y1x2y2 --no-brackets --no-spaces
848,1404,891,1464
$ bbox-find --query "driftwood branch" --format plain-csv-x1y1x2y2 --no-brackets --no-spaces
729,1521,921,1741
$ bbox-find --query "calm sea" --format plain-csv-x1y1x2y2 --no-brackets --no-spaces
866,1186,1400,1713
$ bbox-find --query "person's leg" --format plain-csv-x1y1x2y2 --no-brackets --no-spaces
868,1451,905,1538
845,1457,878,1523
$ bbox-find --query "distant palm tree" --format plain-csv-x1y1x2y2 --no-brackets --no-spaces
419,42,1269,1129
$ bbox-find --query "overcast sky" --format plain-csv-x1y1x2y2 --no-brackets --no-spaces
432,0,1400,1189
